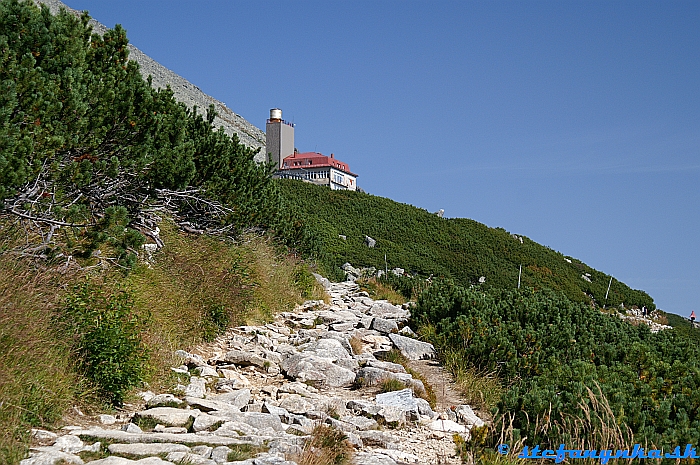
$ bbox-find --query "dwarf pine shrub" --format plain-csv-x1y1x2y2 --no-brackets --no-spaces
62,282,148,406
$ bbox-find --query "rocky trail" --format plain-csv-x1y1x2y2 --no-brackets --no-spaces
23,279,486,465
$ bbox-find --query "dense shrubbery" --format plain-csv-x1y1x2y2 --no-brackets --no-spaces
413,281,700,449
0,0,306,261
280,180,654,310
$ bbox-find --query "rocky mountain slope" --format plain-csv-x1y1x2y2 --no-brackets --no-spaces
34,0,268,163
23,280,485,465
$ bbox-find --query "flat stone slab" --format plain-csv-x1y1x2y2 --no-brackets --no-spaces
20,448,85,465
74,429,260,446
108,443,190,457
185,397,241,414
134,407,196,427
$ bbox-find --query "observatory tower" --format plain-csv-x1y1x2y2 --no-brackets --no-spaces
265,108,295,169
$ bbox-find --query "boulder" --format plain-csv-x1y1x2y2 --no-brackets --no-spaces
368,301,409,320
184,377,206,398
99,414,117,425
313,273,332,290
278,395,315,415
121,423,143,434
192,413,224,432
224,350,266,369
376,388,419,421
214,389,251,408
388,333,436,360
370,317,399,334
428,419,470,434
302,338,351,361
455,404,485,427
210,446,232,464
53,435,84,453
20,449,85,465
355,367,413,387
339,415,378,431
185,396,241,414
281,354,355,388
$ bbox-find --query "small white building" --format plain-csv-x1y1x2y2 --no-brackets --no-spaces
266,108,358,191
278,151,358,190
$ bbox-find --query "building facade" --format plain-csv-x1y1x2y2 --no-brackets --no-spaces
277,151,358,190
266,108,358,191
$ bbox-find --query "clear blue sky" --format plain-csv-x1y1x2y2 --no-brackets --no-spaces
65,1,699,317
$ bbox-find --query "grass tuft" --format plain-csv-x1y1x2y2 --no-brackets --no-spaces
357,278,406,305
377,349,437,408
348,335,364,355
291,424,354,465
379,378,406,394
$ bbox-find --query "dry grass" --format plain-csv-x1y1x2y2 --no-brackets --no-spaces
348,335,364,355
0,226,81,464
357,278,407,305
423,334,504,414
290,424,354,465
123,219,316,391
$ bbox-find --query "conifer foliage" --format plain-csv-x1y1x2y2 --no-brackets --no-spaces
413,281,700,450
0,0,285,261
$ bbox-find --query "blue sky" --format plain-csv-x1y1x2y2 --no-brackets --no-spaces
65,1,699,316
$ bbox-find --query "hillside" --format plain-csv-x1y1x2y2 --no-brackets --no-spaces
4,1,698,463
280,180,655,310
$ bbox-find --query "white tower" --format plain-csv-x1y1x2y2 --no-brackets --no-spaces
265,108,294,169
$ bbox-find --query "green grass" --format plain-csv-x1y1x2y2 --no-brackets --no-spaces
227,444,268,462
379,378,406,393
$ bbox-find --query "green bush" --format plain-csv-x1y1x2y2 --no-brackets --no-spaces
62,281,148,406
413,280,700,450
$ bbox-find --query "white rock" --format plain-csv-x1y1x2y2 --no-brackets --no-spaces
30,429,57,443
99,414,117,425
428,419,470,434
185,377,207,398
54,434,84,453
20,448,84,465
121,423,143,434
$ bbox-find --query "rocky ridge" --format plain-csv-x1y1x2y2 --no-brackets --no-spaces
23,279,486,465
34,0,268,163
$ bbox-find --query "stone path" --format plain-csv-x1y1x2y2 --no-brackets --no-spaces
23,279,485,465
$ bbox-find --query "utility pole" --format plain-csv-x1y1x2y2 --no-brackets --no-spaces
604,276,613,307
384,253,388,276
518,264,522,289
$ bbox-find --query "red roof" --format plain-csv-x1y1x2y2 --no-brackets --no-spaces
691,311,696,319
280,152,357,177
